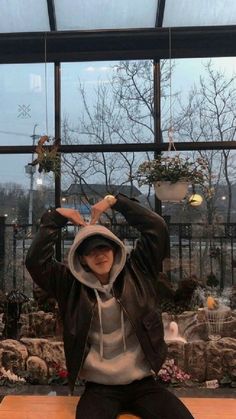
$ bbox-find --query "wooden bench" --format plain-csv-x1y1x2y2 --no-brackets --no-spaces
0,395,235,418
0,396,138,419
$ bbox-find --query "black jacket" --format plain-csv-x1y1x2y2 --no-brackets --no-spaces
25,194,169,393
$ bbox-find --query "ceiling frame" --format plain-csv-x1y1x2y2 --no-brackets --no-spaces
155,0,166,27
0,25,236,64
46,0,57,31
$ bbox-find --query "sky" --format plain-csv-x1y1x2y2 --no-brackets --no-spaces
0,57,236,190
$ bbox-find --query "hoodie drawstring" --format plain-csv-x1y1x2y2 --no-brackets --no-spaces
94,289,127,360
94,289,104,360
120,309,127,352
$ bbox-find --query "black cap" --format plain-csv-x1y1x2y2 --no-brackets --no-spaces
77,235,115,256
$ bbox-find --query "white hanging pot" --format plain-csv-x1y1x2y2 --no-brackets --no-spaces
154,181,189,202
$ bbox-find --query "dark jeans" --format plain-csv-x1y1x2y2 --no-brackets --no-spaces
76,376,194,419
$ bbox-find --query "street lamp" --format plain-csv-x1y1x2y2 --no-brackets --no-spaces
36,177,43,186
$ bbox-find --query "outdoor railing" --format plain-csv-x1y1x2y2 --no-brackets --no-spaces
0,222,235,297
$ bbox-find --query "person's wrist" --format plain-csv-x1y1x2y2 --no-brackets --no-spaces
104,194,116,207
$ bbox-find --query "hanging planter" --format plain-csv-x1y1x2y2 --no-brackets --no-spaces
26,136,60,176
154,180,189,202
135,154,208,202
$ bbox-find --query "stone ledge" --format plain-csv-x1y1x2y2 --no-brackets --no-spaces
0,337,235,383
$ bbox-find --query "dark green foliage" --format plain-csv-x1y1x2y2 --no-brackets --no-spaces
206,273,219,288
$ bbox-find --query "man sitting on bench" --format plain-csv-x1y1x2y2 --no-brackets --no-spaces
26,193,193,419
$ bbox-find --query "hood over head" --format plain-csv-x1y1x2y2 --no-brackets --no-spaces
77,234,115,256
68,224,127,293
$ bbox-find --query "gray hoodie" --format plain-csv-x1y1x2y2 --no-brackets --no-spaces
67,224,152,385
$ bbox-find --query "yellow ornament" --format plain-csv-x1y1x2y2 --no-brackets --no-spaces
207,296,218,310
189,194,203,206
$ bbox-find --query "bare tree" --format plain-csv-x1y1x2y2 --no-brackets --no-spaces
177,61,236,224
61,60,172,209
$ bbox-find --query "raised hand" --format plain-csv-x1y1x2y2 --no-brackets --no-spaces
56,208,87,226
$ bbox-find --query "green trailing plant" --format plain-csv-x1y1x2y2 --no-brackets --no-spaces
48,362,69,385
206,273,219,288
220,373,236,388
136,154,208,186
47,362,84,386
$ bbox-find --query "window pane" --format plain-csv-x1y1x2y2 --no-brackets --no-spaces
56,0,158,30
0,63,54,146
0,0,49,33
161,57,236,143
61,60,154,145
163,0,236,27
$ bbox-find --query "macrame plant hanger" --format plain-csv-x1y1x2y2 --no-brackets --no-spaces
167,27,176,153
34,32,50,182
152,28,189,202
44,32,49,138
29,33,60,176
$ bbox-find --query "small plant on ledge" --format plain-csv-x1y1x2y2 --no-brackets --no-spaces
48,362,69,385
157,358,191,387
47,362,85,387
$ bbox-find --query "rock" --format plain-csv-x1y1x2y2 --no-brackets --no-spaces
20,338,66,374
26,356,48,384
167,341,185,370
20,311,56,338
0,339,28,373
206,338,236,380
184,341,206,382
20,338,49,358
41,340,66,370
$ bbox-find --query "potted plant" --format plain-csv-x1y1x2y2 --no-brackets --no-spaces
136,154,208,202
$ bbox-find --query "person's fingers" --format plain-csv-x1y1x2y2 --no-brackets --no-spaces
90,218,98,225
73,213,87,226
90,208,101,225
57,208,87,226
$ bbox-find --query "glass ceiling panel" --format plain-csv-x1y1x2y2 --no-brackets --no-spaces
0,0,50,33
55,0,158,30
1,0,236,34
163,0,236,27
